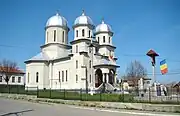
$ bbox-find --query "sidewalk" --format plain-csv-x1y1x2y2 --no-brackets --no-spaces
0,93,180,113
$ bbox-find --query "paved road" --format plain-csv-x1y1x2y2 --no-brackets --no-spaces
0,98,180,116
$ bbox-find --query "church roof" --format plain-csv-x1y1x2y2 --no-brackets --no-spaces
30,52,50,61
25,52,50,63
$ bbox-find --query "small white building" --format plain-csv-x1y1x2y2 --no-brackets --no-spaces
0,68,25,85
25,11,120,90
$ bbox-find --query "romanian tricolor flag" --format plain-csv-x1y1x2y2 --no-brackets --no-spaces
160,59,168,75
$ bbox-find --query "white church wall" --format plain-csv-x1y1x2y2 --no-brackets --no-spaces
46,27,68,44
74,26,92,40
53,59,73,89
42,45,68,59
25,62,47,89
96,33,111,45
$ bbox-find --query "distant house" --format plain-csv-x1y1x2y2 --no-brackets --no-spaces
0,67,25,85
121,77,151,91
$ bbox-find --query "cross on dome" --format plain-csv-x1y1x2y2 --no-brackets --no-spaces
82,9,85,16
56,10,60,16
101,17,105,24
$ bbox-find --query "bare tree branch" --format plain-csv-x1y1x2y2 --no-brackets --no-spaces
125,60,147,88
0,59,18,85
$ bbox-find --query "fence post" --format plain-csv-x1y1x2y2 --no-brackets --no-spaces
100,92,102,101
49,88,51,98
8,85,10,93
80,88,82,101
37,87,39,98
64,89,66,99
17,85,19,94
148,87,151,103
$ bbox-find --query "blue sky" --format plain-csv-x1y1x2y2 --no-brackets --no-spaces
0,0,180,83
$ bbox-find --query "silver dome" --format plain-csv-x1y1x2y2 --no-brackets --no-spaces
46,13,67,27
95,20,112,33
74,11,94,26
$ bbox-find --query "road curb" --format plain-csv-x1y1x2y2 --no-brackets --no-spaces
0,93,180,113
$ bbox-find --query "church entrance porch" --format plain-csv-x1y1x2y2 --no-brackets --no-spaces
95,69,103,88
94,68,117,92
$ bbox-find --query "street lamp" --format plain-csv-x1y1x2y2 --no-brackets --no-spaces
81,65,88,94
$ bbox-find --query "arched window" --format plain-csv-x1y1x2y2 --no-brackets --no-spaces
89,30,91,37
62,71,64,82
109,37,111,43
36,72,39,83
54,30,56,42
76,30,78,37
62,31,65,43
89,75,91,83
76,45,78,53
103,36,105,43
82,29,85,37
66,70,68,82
98,37,100,43
89,60,91,68
76,60,78,69
76,74,78,82
59,71,60,82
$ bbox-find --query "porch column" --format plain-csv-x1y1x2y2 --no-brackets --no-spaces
102,73,105,82
106,73,109,83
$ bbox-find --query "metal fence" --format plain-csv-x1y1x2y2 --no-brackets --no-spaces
0,85,180,104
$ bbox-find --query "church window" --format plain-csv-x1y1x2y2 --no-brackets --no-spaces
89,48,91,53
0,76,2,82
18,77,21,83
76,30,78,37
12,77,15,83
103,36,105,43
89,75,91,83
76,60,78,69
62,31,65,43
62,71,64,82
76,45,78,53
89,60,91,68
89,30,91,37
82,29,85,37
27,73,30,83
36,72,39,83
76,74,78,82
59,71,60,82
109,37,111,43
98,37,99,43
66,70,68,82
54,30,56,42
47,32,49,43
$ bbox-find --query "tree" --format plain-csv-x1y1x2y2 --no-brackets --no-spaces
125,60,147,89
0,59,18,85
126,60,147,78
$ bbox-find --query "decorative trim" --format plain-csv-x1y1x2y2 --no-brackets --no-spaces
24,60,48,64
52,56,71,63
40,43,72,49
72,24,95,30
70,38,98,45
99,44,116,49
94,31,113,36
93,64,120,68
45,25,70,32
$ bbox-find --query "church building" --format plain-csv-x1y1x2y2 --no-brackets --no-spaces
25,11,120,91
